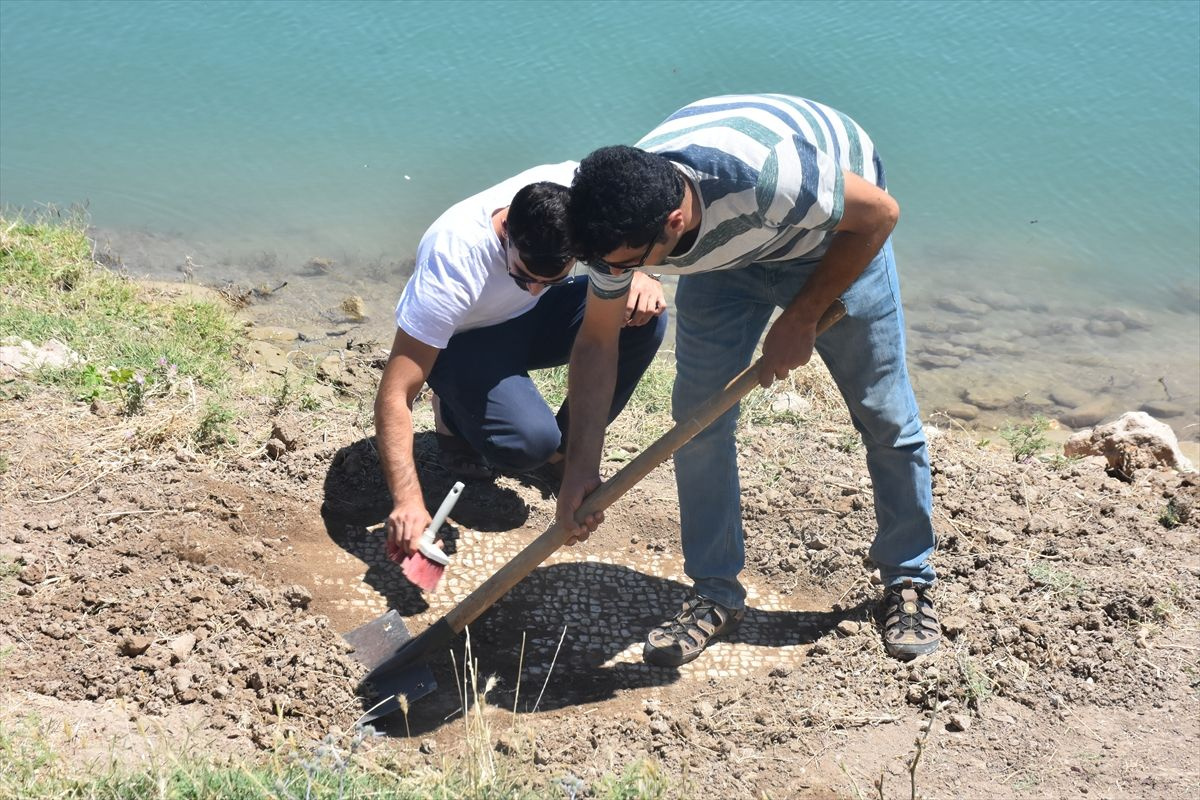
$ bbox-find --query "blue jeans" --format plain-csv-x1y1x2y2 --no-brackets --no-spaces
672,240,935,609
428,278,667,472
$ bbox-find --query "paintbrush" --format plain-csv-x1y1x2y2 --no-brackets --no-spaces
398,481,464,592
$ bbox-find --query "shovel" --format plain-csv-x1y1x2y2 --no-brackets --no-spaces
347,299,847,721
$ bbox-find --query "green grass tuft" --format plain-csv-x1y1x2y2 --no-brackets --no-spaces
0,216,242,402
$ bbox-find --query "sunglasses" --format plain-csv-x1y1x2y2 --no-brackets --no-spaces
506,235,574,290
594,237,657,273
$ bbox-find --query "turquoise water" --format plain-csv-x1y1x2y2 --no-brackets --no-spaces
2,0,1199,436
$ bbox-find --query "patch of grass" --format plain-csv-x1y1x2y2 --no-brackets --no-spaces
531,357,676,452
194,399,238,451
835,430,861,454
592,759,670,799
0,453,8,476
0,557,20,580
999,415,1051,462
956,654,993,709
0,216,241,403
1042,453,1080,472
1159,498,1184,529
1026,561,1087,594
0,712,666,800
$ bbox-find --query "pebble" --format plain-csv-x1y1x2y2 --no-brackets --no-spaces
121,635,154,657
169,632,197,662
835,620,860,636
341,296,368,322
986,527,1015,545
770,392,811,415
941,615,968,637
282,584,313,609
947,713,972,732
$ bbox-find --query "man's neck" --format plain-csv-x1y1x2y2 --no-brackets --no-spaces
491,207,509,241
671,173,702,256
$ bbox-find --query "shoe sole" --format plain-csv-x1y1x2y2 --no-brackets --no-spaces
884,638,941,660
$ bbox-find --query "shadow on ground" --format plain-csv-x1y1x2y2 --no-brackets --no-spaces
320,434,862,735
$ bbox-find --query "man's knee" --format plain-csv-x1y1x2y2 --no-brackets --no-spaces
480,420,561,472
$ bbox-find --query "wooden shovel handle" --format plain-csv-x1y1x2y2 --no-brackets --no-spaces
444,299,846,634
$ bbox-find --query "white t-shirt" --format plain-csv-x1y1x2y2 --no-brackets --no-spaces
395,161,578,349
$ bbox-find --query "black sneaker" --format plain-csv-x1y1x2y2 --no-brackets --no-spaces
880,579,941,660
643,594,745,667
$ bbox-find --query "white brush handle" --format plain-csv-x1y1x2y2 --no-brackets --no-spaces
419,481,464,549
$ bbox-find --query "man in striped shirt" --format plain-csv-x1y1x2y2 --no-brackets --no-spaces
560,94,940,665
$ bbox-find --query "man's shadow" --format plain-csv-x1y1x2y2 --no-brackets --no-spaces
321,435,868,735
320,432,533,615
371,564,870,735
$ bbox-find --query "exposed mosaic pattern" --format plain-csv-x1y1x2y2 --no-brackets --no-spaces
324,525,834,680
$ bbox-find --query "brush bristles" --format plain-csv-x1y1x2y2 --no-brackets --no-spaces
401,552,446,592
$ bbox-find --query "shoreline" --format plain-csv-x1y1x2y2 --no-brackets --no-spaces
61,221,1200,449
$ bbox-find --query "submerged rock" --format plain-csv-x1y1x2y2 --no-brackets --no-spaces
1061,398,1114,428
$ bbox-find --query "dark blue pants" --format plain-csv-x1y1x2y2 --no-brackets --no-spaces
426,278,667,472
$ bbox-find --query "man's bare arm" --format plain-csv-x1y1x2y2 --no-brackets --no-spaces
373,328,440,559
758,171,899,386
556,286,628,541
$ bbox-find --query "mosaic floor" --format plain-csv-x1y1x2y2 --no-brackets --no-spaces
318,523,842,683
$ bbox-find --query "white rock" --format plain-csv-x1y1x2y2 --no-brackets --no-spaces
770,392,811,415
0,337,82,374
1064,411,1196,474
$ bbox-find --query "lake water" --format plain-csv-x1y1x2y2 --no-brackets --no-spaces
2,0,1197,440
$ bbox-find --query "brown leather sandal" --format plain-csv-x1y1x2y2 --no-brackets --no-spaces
643,594,745,667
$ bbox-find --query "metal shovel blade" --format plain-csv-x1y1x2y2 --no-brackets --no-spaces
344,609,437,723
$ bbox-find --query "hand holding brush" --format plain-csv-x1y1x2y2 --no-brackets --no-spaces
386,481,464,592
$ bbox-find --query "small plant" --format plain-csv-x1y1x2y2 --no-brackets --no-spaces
194,400,237,451
75,364,105,402
836,430,861,453
0,454,8,476
1000,414,1051,462
975,437,991,449
1159,498,1183,529
1043,453,1079,472
956,655,993,709
272,374,295,413
106,367,148,415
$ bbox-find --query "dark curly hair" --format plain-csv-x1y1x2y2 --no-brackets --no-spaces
567,145,684,263
506,181,572,278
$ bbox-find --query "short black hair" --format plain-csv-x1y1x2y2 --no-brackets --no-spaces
567,145,684,263
506,181,572,278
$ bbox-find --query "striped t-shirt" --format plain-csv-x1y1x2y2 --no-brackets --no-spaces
588,94,886,298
